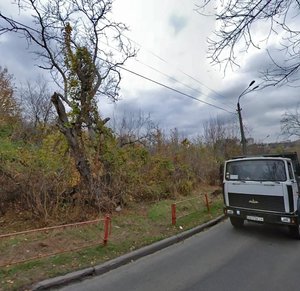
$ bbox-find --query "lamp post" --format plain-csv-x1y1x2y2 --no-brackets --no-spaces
237,80,259,155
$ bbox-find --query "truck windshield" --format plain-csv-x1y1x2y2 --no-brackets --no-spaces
225,159,286,182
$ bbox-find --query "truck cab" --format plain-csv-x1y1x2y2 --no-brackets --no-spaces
223,152,300,238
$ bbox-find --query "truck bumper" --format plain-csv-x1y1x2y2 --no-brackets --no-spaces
224,206,299,226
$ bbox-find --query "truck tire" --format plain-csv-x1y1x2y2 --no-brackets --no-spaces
289,225,300,239
230,217,244,228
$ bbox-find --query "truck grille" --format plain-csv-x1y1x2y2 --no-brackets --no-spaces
228,193,285,212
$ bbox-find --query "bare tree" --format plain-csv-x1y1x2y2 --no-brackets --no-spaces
20,77,55,128
281,105,300,137
203,116,226,146
203,116,240,157
0,0,135,197
111,110,158,147
197,0,300,86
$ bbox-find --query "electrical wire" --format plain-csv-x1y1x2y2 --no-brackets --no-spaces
134,58,235,111
101,22,236,107
2,14,235,114
99,40,234,111
116,65,235,114
3,10,235,109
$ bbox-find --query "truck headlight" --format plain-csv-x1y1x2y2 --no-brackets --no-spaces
281,217,291,223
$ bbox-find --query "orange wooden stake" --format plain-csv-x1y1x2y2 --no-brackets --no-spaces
103,215,111,246
171,203,176,225
205,194,210,213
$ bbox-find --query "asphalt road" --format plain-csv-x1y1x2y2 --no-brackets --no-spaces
57,220,300,291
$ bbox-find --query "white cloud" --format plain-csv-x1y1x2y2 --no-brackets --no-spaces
1,0,299,143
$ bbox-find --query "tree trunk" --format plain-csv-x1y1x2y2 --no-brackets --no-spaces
51,92,93,195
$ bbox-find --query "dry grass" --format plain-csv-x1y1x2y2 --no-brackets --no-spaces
0,186,223,291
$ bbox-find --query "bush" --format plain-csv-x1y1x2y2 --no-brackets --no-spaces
0,128,76,221
0,120,224,222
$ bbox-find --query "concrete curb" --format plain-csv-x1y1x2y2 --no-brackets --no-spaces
32,214,226,290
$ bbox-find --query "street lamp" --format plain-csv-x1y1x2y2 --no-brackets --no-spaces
237,80,259,155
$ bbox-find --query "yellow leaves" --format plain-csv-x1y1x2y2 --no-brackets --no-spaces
0,66,18,119
69,78,79,88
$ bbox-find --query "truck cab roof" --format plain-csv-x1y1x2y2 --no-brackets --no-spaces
227,152,300,176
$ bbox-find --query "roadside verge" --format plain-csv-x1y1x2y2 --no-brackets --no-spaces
32,214,225,290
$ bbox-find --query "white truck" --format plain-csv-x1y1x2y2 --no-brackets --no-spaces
223,153,300,238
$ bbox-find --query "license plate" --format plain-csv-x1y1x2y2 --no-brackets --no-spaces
246,215,264,222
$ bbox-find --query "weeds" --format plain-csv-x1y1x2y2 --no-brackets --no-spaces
0,190,223,290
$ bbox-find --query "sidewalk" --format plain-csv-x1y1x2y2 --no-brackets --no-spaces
32,215,225,290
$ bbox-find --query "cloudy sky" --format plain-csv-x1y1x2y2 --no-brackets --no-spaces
0,0,299,143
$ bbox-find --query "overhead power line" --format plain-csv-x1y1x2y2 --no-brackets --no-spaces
110,27,236,107
4,14,235,110
117,65,235,114
2,16,235,114
99,39,234,111
98,19,235,107
135,58,235,111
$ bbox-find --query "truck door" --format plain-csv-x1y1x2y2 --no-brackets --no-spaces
287,161,299,212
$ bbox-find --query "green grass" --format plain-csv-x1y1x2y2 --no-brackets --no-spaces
176,200,223,228
148,200,173,222
0,191,224,291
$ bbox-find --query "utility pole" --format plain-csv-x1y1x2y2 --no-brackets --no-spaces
237,101,247,155
236,80,259,155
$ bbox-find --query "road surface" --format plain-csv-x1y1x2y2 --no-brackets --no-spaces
57,220,300,291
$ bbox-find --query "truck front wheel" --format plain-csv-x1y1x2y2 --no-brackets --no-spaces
230,217,244,228
289,225,300,239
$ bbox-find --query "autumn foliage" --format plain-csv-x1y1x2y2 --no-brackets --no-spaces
3,67,299,225
0,67,243,223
